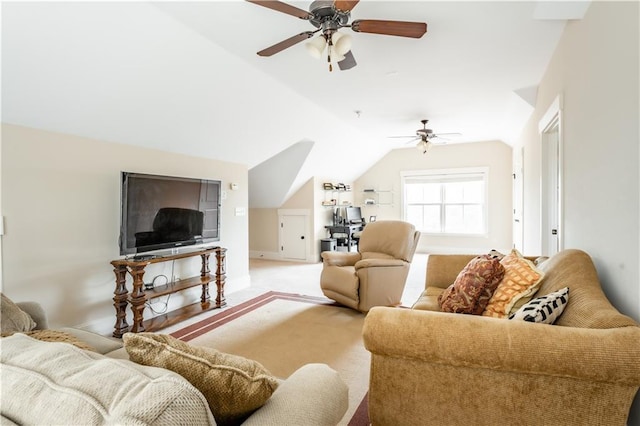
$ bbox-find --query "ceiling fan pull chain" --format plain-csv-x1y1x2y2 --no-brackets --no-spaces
327,37,333,72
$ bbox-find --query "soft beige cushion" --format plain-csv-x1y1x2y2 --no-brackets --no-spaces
124,332,279,426
1,333,215,425
1,293,36,334
483,249,545,318
1,330,96,352
438,255,505,315
59,327,123,355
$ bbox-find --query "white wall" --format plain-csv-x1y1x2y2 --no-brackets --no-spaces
355,141,513,254
516,1,639,321
1,124,249,333
514,3,639,421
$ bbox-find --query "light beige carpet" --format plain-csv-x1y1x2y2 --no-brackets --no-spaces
170,291,370,425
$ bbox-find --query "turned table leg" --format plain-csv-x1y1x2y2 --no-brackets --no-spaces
215,248,227,308
112,265,130,338
129,265,147,333
200,253,211,307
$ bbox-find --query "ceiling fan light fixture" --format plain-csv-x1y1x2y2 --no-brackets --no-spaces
305,35,326,59
416,139,432,154
332,32,352,56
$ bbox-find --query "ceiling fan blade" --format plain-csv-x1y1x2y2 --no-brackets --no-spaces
245,0,312,20
257,31,316,57
434,132,462,136
388,135,416,139
351,19,427,38
333,0,360,13
338,50,357,70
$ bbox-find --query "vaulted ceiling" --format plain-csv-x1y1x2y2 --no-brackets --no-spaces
1,1,589,207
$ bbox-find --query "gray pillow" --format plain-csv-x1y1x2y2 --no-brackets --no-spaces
1,293,37,334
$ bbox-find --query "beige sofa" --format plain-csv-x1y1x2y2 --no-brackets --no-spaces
363,249,640,425
1,301,348,425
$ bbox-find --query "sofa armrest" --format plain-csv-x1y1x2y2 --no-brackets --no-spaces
364,307,640,385
15,302,48,330
242,363,348,426
354,258,406,270
321,251,361,267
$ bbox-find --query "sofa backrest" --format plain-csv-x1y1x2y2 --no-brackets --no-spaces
424,249,638,329
536,249,637,329
359,221,420,263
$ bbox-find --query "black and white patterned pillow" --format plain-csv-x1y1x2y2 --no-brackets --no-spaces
509,287,569,324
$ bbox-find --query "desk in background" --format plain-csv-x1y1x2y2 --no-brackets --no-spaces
324,223,364,250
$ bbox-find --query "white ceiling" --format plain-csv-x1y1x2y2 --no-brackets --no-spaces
1,1,587,206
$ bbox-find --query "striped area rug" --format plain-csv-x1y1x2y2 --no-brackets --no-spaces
170,291,370,426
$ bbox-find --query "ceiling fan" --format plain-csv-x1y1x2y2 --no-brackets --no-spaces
390,119,461,154
246,0,427,71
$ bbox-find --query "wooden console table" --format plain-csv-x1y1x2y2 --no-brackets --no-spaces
111,247,226,338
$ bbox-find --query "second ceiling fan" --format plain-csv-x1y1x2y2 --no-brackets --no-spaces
390,119,462,154
246,0,427,71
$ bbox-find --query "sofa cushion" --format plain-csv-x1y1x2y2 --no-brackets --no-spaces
412,287,445,311
124,332,279,426
437,255,505,315
1,293,37,334
510,287,570,324
1,329,96,352
1,333,215,425
483,249,545,318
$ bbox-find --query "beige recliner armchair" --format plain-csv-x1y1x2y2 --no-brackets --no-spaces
320,220,420,312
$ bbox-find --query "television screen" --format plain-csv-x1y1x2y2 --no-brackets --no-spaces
119,172,221,255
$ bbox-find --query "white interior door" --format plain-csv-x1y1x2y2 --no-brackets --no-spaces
279,213,308,260
540,97,563,257
513,147,524,252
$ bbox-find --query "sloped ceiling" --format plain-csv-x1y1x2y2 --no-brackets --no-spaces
1,1,588,207
249,140,314,208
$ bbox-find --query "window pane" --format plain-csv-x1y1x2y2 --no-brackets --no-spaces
405,185,423,203
464,181,484,203
444,182,465,203
463,205,483,233
423,205,441,232
423,183,441,203
444,205,464,233
406,205,424,229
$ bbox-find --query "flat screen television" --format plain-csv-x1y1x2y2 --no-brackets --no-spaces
119,172,221,255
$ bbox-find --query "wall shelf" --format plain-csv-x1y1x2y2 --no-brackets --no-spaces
361,189,394,206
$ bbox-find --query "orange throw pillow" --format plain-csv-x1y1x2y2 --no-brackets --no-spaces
482,249,545,318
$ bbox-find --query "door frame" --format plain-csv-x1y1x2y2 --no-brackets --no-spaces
538,95,564,255
277,209,312,262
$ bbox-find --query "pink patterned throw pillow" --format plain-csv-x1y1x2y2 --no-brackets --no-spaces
438,255,506,315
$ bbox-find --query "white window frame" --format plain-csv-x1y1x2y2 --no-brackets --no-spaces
401,167,489,236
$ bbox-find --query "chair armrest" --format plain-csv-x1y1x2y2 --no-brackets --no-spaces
16,302,48,330
364,307,640,385
321,251,361,266
355,258,406,270
242,363,348,426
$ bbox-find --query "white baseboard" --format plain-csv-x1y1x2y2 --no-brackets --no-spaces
249,250,320,263
249,250,281,260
